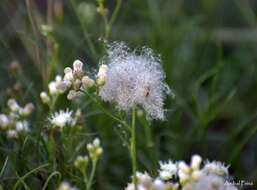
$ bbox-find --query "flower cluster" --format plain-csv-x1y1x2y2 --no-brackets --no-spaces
99,42,171,120
0,99,34,138
125,155,238,190
57,182,78,190
87,138,103,161
48,109,81,130
55,60,100,100
74,138,103,169
125,172,178,190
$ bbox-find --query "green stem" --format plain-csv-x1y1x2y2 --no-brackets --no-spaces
81,168,89,189
130,106,137,190
103,0,122,40
86,160,97,190
69,0,98,60
81,89,131,131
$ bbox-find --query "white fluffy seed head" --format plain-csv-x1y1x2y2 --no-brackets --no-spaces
99,42,171,120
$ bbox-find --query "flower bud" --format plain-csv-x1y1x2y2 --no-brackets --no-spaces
64,67,73,74
64,72,74,81
73,79,82,90
40,92,50,104
8,99,20,112
191,154,202,170
73,60,83,71
73,60,84,78
48,82,58,95
82,76,95,87
87,143,94,152
96,147,103,156
93,138,100,147
22,103,34,116
0,114,9,129
67,90,77,100
74,155,89,168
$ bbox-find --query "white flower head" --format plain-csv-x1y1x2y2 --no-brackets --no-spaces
49,109,74,128
203,161,229,176
159,160,177,180
99,42,171,120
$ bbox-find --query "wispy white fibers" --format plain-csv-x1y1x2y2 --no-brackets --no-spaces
99,42,172,120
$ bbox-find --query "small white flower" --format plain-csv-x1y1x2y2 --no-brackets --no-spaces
159,160,177,180
49,109,74,128
203,161,229,176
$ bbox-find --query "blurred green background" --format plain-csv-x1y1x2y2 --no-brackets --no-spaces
0,0,257,189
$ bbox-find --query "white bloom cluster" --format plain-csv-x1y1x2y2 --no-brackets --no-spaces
159,160,177,180
0,99,34,138
48,109,80,129
54,60,98,100
203,161,229,176
57,182,78,190
99,42,171,120
125,172,178,190
124,155,238,190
